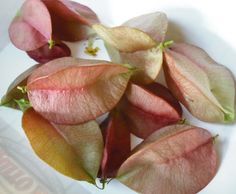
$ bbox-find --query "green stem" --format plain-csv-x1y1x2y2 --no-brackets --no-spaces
14,98,31,112
48,38,55,49
212,134,219,144
16,10,20,17
178,118,188,124
95,178,107,190
159,40,174,50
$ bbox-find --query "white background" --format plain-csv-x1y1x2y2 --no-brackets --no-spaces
1,0,236,194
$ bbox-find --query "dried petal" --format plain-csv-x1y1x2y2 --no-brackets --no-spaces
27,42,71,63
164,43,235,122
123,12,168,42
9,0,51,51
22,108,103,183
121,82,182,138
120,48,163,84
55,123,103,180
99,111,131,178
42,0,99,25
96,12,168,84
93,24,156,52
27,57,132,124
43,0,99,41
117,125,217,194
9,0,99,51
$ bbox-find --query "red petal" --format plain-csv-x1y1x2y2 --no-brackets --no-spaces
99,112,131,178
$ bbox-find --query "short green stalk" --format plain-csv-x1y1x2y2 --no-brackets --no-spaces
178,118,188,125
14,98,31,112
159,40,174,50
95,178,108,190
48,38,55,49
212,134,219,144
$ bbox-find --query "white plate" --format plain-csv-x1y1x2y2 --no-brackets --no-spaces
1,0,236,194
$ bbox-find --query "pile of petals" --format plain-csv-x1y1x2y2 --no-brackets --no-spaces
1,0,235,193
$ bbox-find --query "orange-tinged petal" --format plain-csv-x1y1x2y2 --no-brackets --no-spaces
22,108,103,183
